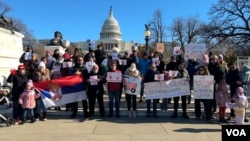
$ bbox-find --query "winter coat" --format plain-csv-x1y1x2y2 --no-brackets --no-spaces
7,73,28,101
215,90,231,107
18,90,40,109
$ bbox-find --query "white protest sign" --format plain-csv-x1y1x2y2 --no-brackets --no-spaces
119,59,127,65
173,47,181,55
107,72,122,82
184,43,206,60
154,74,164,81
24,52,32,60
62,62,73,68
90,75,98,85
152,57,160,66
124,75,142,95
168,70,178,77
193,75,214,99
144,78,190,100
112,53,119,60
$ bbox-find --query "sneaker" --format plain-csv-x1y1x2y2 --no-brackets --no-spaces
42,118,47,121
14,121,19,125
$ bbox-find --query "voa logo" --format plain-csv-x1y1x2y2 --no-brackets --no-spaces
226,129,246,136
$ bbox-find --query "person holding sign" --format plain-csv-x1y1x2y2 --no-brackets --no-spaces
107,62,122,118
195,66,214,123
171,60,190,119
144,63,160,118
86,64,106,118
124,63,141,118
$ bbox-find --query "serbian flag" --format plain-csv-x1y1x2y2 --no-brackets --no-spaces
33,74,87,108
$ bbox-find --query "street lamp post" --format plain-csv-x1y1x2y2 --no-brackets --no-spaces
144,24,151,53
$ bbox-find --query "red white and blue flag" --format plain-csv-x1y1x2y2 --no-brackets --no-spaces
33,75,87,108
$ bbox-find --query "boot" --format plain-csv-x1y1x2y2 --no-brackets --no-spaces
31,116,35,123
21,118,26,125
132,110,136,118
35,113,40,121
128,110,132,118
171,110,177,118
182,112,189,119
42,112,47,121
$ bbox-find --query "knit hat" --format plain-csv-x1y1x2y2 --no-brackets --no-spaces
236,87,244,93
112,47,119,53
26,79,34,87
18,64,26,69
218,54,223,60
176,60,184,66
38,61,46,68
129,63,136,72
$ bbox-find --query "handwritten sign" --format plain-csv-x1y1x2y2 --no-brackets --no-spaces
86,61,95,73
193,75,214,99
124,75,142,95
144,78,190,99
184,43,206,60
107,72,122,82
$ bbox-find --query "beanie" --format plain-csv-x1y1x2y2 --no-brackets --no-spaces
26,79,34,87
38,61,46,68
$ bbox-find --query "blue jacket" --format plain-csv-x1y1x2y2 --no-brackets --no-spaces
137,58,151,78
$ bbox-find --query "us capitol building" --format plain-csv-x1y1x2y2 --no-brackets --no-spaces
40,6,139,53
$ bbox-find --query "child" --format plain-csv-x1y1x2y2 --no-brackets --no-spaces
18,80,40,124
232,87,249,125
215,80,231,122
161,71,173,112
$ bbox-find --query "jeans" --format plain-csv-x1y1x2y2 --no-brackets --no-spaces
108,91,120,115
161,98,168,110
35,99,47,113
23,108,34,120
12,101,22,120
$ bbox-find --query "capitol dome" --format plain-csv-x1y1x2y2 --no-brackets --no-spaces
100,6,122,41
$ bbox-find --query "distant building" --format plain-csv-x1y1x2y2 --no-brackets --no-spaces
40,6,138,54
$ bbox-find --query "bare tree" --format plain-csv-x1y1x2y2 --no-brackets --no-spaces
205,0,250,47
149,9,167,43
11,18,38,47
170,16,202,52
0,0,11,16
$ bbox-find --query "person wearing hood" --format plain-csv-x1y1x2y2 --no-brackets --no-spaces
238,64,250,122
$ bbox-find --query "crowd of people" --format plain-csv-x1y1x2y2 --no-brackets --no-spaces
0,44,249,125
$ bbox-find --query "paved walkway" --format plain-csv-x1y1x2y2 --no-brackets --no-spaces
1,115,249,141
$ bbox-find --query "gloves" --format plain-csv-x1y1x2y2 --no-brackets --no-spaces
10,69,17,75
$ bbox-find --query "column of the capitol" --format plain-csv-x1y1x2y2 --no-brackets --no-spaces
0,27,24,85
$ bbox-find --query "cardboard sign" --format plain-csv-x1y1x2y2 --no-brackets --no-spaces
24,52,32,60
112,53,119,60
119,59,127,65
90,75,98,85
124,75,142,95
62,62,73,68
173,47,181,55
193,75,214,99
144,78,190,99
107,72,122,82
184,43,206,60
152,58,160,66
156,43,164,53
154,74,164,81
168,70,178,77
